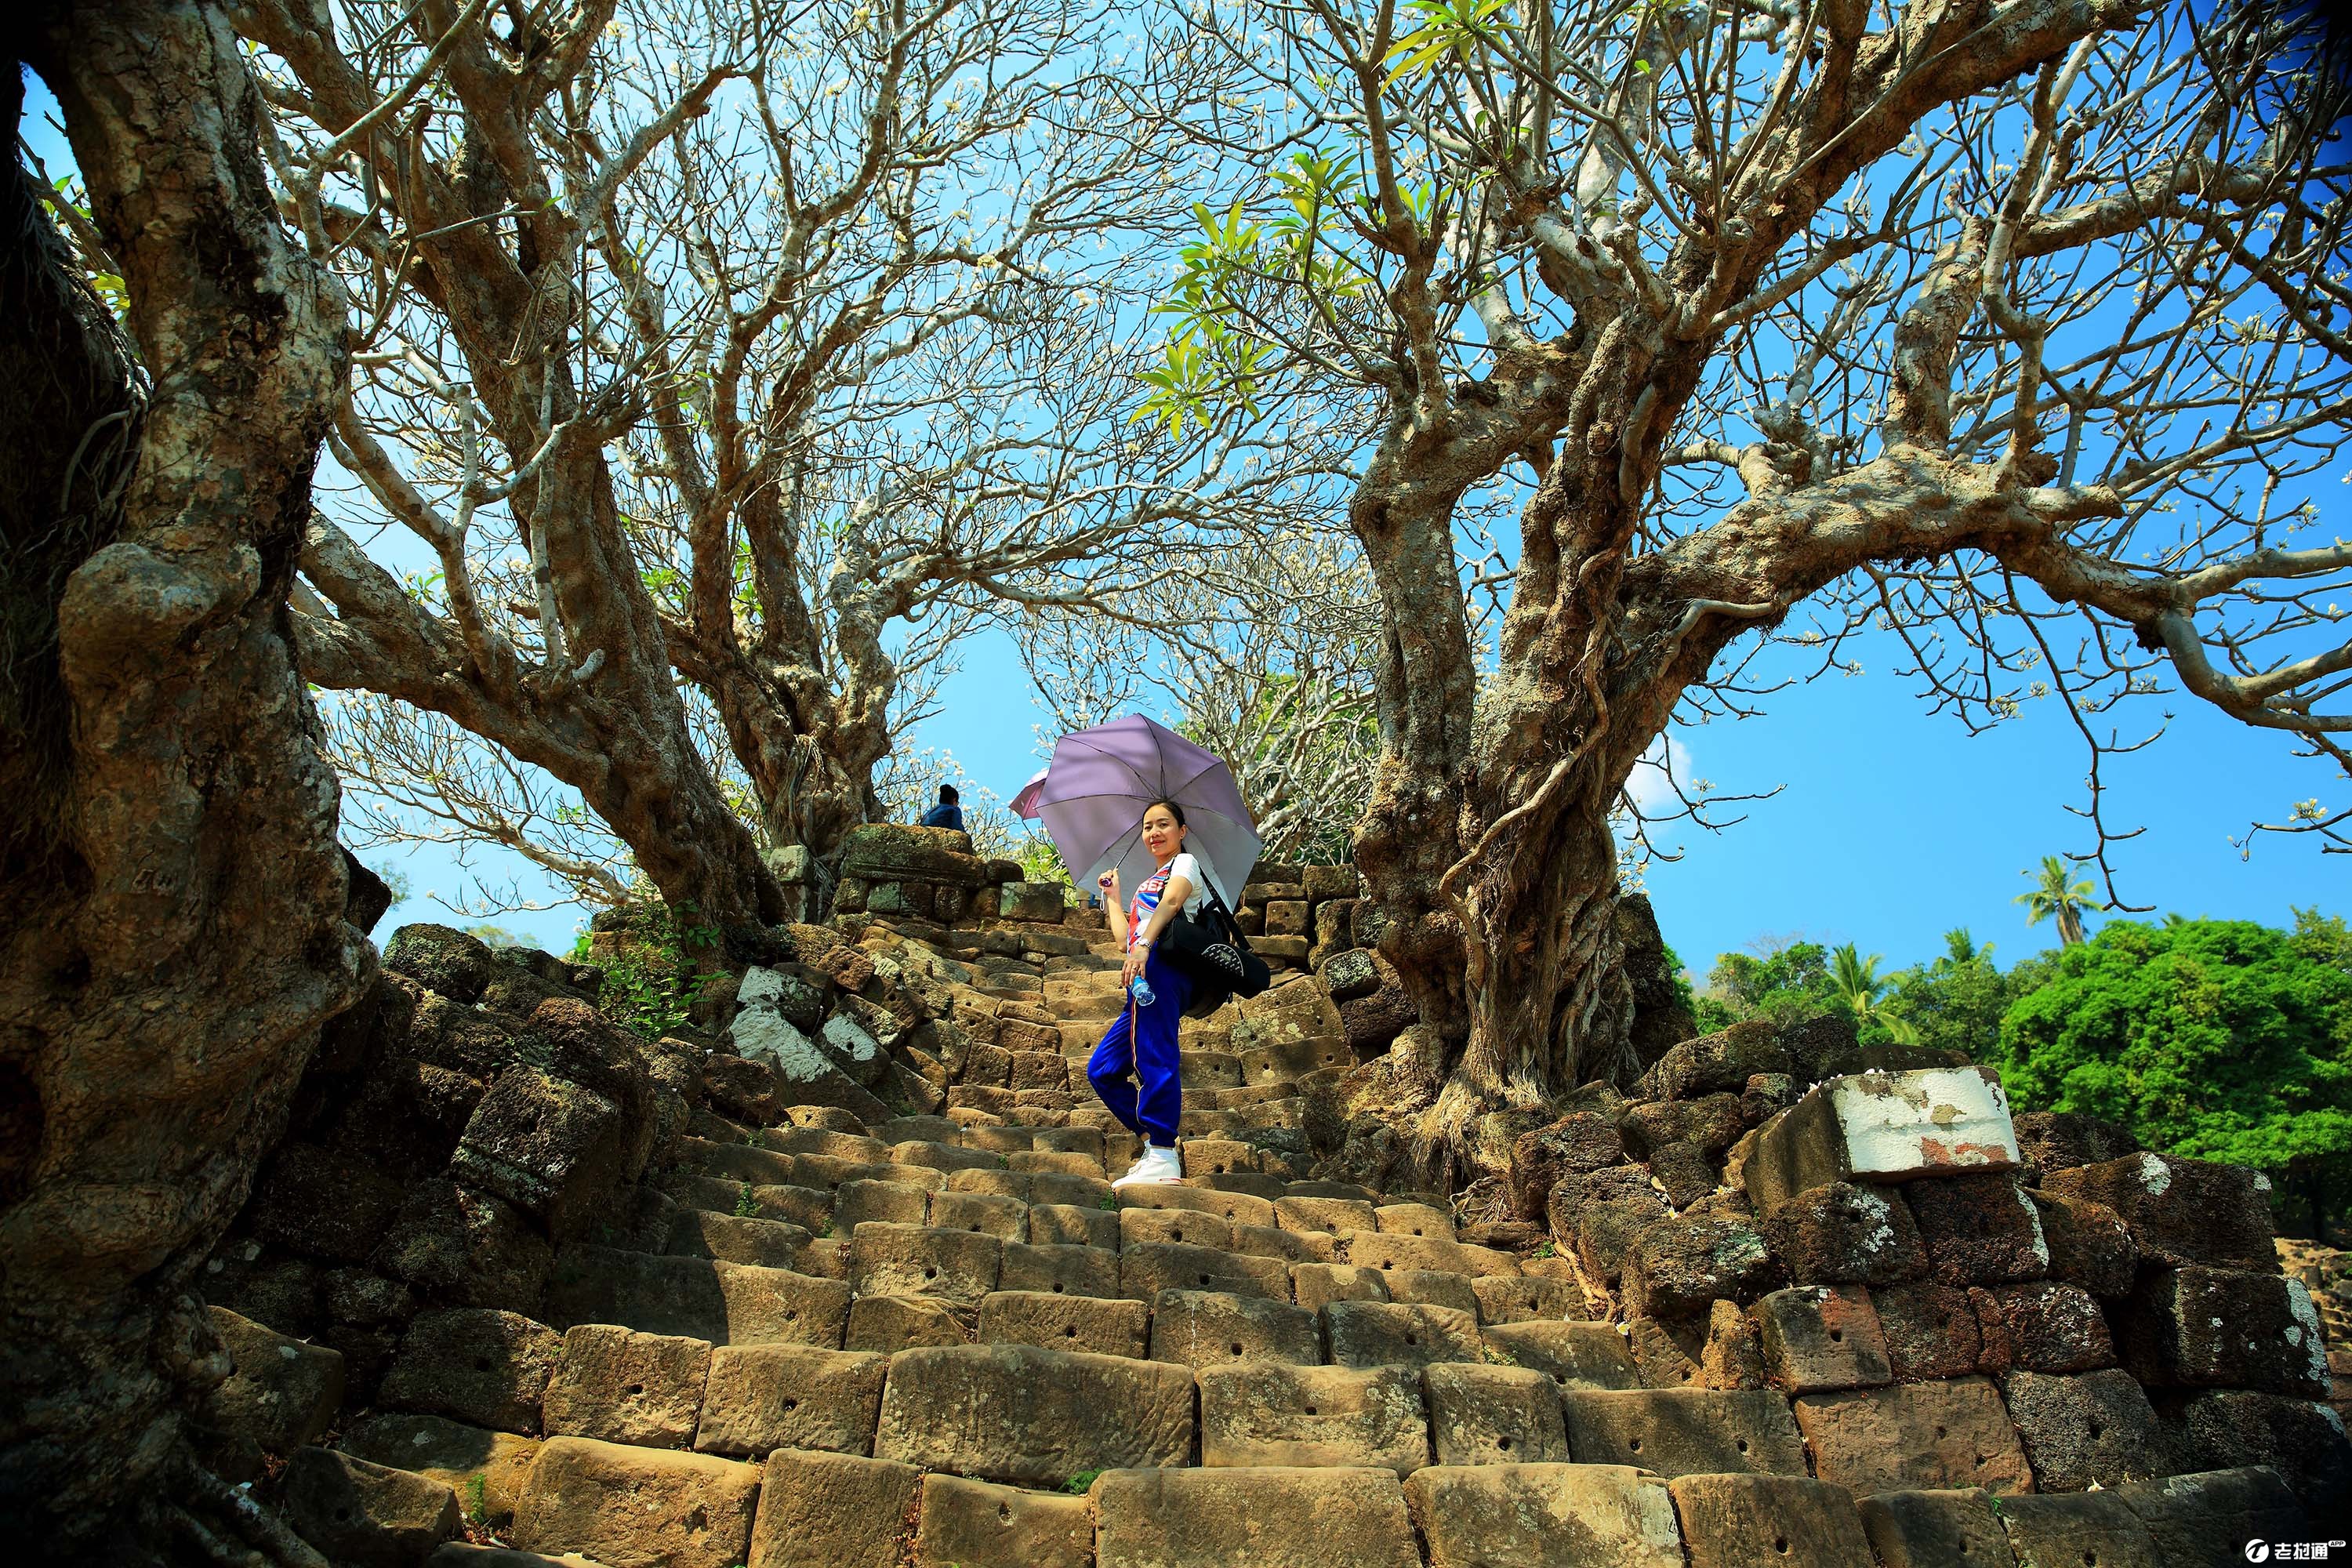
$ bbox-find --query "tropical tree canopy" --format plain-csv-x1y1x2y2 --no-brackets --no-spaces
1991,913,2352,1232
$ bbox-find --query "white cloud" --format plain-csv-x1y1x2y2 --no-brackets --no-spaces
1625,732,1695,815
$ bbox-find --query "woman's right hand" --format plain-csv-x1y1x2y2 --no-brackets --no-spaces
1098,869,1120,902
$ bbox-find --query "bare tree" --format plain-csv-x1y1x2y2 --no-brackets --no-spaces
2,2,365,1552
1020,532,1391,862
1147,0,2352,1163
237,0,1309,929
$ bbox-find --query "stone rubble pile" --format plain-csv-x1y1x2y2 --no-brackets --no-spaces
187,833,2347,1566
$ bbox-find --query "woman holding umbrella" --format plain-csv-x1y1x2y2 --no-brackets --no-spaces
1091,799,1203,1186
1018,717,1261,1189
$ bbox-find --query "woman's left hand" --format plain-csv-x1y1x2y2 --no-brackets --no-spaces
1121,940,1147,987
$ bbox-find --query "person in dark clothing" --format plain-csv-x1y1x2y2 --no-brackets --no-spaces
918,784,964,831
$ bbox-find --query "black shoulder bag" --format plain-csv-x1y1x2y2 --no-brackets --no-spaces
1156,883,1272,1018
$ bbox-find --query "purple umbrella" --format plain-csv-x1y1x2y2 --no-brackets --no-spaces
1009,765,1051,820
1033,715,1260,909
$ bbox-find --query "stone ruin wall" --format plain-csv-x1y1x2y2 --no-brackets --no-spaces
177,822,2350,1564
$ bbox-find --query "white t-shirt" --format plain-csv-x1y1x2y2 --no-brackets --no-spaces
1126,851,1209,949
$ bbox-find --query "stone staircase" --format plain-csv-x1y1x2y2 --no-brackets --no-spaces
192,911,2343,1566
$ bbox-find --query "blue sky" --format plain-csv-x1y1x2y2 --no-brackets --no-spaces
17,50,2344,978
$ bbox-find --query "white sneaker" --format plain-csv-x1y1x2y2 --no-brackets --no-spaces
1112,1145,1184,1188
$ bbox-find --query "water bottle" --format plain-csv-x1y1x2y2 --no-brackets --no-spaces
1129,974,1156,1007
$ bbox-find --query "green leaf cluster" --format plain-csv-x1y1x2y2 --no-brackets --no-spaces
1988,913,2352,1231
579,902,723,1038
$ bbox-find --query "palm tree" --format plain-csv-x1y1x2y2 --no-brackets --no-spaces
1933,927,1994,972
1831,943,1920,1043
2015,856,2099,946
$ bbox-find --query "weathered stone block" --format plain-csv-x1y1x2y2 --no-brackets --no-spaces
542,1325,711,1450
1291,1261,1390,1312
2122,1266,2329,1395
252,1142,410,1265
1508,1112,1627,1219
1406,1462,1683,1568
1577,1193,1671,1288
1985,1280,2114,1373
1199,1361,1428,1472
2000,1368,2172,1492
1992,1491,2161,1568
511,1436,759,1568
1793,1377,2034,1497
1644,1019,1789,1104
1149,1288,1319,1368
197,1307,344,1461
1873,1282,1980,1382
2167,1389,2352,1504
745,1448,917,1568
1746,1069,2020,1213
1324,1300,1483,1369
1762,1181,1925,1286
1121,1240,1291,1302
1853,1487,2020,1568
341,1415,539,1531
1471,1272,1590,1324
380,1308,563,1436
1700,1298,1769,1391
1424,1363,1569,1465
998,1240,1120,1298
1667,1473,1876,1568
873,1344,1193,1484
2031,1191,2140,1298
1091,1465,1419,1568
1904,1173,2049,1287
385,924,496,1004
1483,1320,1640,1390
1648,1141,1722,1209
2012,1109,2140,1178
1755,1285,1891,1393
1559,1388,1807,1476
693,1344,887,1459
978,1289,1149,1359
844,1294,969,1353
845,1222,1001,1308
1622,1215,1777,1321
282,1446,461,1568
2041,1152,2278,1272
914,1472,1090,1568
1622,1094,1746,1160
2112,1467,2310,1566
451,1069,633,1242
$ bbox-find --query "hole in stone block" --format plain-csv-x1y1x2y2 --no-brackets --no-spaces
1737,1439,1749,1453
1053,1283,1065,1294
626,1384,644,1396
1305,1406,1318,1416
1497,1436,1512,1450
925,1268,938,1279
1628,1438,1642,1453
1065,1327,1078,1337
1230,1344,1244,1356
1828,1330,1842,1343
1774,1540,1789,1555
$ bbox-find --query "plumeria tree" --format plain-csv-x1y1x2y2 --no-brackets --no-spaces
239,0,1319,931
1131,0,2352,1166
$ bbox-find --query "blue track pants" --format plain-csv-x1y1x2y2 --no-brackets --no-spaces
1086,945,1189,1147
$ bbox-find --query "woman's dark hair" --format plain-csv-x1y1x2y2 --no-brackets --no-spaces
1144,797,1187,827
938,784,960,804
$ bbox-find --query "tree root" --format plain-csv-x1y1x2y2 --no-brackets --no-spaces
165,1503,267,1568
169,1452,331,1568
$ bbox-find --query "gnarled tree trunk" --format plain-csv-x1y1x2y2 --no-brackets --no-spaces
1,5,365,1552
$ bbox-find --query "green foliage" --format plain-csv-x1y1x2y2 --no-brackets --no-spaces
590,903,722,1037
372,866,412,909
1704,941,1837,1025
464,922,520,949
1062,1469,1104,1495
1014,831,1075,891
463,1473,488,1530
1658,942,1698,1018
734,1183,757,1219
1829,944,1918,1044
1991,916,2352,1236
1098,1189,1120,1210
